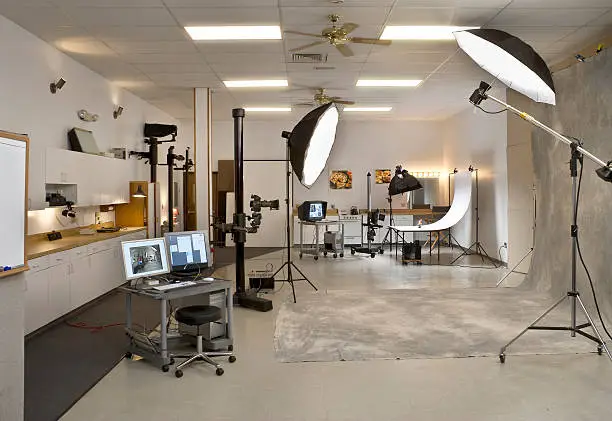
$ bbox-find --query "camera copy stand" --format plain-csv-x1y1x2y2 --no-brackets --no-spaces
468,83,612,362
450,167,498,267
271,132,318,304
351,173,383,258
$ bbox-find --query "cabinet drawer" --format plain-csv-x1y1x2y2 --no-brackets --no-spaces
47,251,70,268
28,256,50,273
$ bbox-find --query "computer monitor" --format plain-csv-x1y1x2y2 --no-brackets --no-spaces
121,237,170,281
297,201,327,222
164,230,212,275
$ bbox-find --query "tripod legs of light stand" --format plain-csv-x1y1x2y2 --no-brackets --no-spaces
450,241,498,267
272,260,318,304
499,292,612,363
499,146,611,363
496,247,533,287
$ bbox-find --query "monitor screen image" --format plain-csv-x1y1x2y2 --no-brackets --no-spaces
164,231,212,272
309,203,323,219
121,237,170,281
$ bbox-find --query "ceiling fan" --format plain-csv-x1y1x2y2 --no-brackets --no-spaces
285,14,392,57
295,88,355,107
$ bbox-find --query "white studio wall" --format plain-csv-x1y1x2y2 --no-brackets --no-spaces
442,89,509,263
0,15,179,235
212,118,448,212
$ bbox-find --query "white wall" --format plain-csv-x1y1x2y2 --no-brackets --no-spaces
0,15,178,235
442,89,509,263
212,119,448,211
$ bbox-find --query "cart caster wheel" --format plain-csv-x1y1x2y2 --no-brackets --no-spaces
598,346,603,355
229,355,237,363
175,370,183,378
499,353,506,364
340,253,344,258
299,253,303,259
333,253,338,258
370,253,376,258
169,358,175,365
162,364,170,372
323,252,327,256
124,352,132,359
228,345,234,351
351,249,355,255
216,368,224,376
379,249,384,255
314,256,319,261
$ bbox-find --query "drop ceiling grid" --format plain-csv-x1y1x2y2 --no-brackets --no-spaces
0,1,610,119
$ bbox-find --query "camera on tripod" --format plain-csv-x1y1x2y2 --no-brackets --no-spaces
249,195,279,212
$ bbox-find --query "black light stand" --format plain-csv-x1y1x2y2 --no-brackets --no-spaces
165,146,185,233
129,124,178,183
271,132,318,304
439,169,462,250
177,147,194,231
380,195,395,252
468,82,612,362
496,184,536,287
450,166,498,267
351,172,384,258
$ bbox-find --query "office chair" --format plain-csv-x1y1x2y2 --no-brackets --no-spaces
172,305,236,378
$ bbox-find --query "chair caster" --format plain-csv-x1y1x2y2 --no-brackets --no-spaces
323,251,327,256
333,253,337,258
124,352,132,359
351,249,355,255
229,355,237,363
379,249,384,254
169,358,175,365
299,253,303,259
162,364,170,372
598,346,603,355
370,253,376,258
175,369,183,378
314,256,318,261
340,253,344,258
499,353,506,364
216,367,224,376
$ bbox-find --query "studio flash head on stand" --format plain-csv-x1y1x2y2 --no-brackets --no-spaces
144,123,177,140
388,165,423,196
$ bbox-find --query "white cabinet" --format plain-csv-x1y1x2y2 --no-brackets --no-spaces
48,264,70,322
24,257,51,335
45,148,134,207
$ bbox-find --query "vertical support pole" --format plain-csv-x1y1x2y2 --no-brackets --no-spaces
167,146,175,232
233,108,246,294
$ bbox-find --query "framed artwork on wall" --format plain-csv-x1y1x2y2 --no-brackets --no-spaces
329,170,352,189
375,169,392,184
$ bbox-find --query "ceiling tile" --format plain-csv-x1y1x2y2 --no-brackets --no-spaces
88,26,191,42
106,41,198,54
204,52,286,64
122,53,208,64
50,0,164,6
280,0,395,5
134,62,214,74
488,8,609,27
210,61,288,73
195,41,284,54
0,4,74,29
489,26,581,44
54,39,117,56
507,0,612,8
148,73,222,88
360,61,440,74
387,7,501,26
62,6,176,26
164,0,276,5
281,6,391,26
394,0,510,5
587,10,612,26
169,7,280,26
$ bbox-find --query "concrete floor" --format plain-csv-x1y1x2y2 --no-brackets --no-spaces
61,248,612,421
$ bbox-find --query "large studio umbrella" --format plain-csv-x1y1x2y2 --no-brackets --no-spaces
454,28,556,105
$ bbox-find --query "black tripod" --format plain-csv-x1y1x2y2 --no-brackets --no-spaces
271,134,318,303
450,167,498,267
499,144,611,362
380,195,395,252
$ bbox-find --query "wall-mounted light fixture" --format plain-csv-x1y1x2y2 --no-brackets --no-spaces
408,171,441,178
50,77,66,94
113,106,124,119
77,109,99,122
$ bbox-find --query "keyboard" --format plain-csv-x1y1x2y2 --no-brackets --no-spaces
152,281,196,291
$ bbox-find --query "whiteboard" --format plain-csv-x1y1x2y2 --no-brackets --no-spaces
391,171,472,233
0,131,28,276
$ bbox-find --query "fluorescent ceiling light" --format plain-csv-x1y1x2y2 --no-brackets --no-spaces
185,26,282,40
381,26,479,40
356,80,422,87
343,107,393,112
223,80,288,88
245,107,292,112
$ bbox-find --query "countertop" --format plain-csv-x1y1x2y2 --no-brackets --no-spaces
26,226,146,260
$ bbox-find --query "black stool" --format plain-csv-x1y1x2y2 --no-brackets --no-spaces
172,305,236,378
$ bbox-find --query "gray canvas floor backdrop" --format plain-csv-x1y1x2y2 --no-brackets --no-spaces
274,288,597,363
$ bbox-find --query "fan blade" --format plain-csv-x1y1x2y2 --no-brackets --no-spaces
284,30,326,38
350,37,392,46
289,41,328,52
332,99,356,105
341,23,360,34
335,44,354,57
